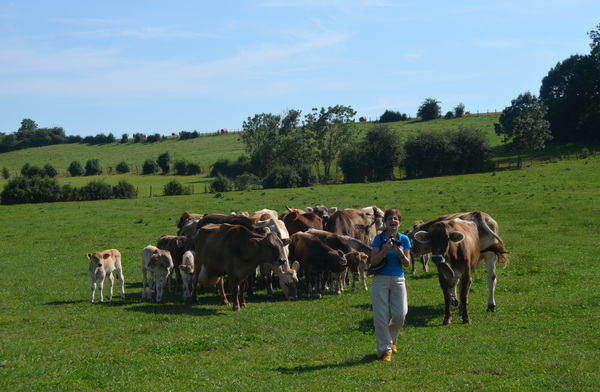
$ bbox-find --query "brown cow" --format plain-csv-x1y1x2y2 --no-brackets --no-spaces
414,219,509,325
281,207,323,235
408,211,504,311
157,235,195,296
306,229,372,291
192,223,290,311
288,232,348,298
197,213,267,235
176,212,203,234
324,207,380,244
141,245,174,303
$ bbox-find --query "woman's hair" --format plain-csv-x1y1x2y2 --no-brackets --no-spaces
384,209,402,224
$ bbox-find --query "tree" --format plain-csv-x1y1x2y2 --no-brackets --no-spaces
495,92,552,168
85,159,102,176
115,161,130,174
121,133,129,144
18,119,37,132
454,103,466,118
241,113,282,177
142,159,158,175
68,161,85,177
157,152,171,174
379,110,408,123
303,105,357,182
417,98,441,121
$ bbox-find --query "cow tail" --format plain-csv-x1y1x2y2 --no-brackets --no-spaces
481,243,510,267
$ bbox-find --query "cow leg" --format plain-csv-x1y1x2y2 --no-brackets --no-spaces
359,262,369,291
229,275,241,311
411,253,417,274
460,274,472,324
438,272,452,325
485,251,498,312
107,272,114,300
174,267,182,297
422,254,429,273
115,268,125,299
315,272,323,299
239,277,248,309
97,274,105,303
90,275,97,303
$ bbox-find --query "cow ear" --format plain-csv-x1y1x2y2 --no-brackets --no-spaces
449,231,465,243
414,231,430,244
291,260,300,272
328,207,338,214
87,253,93,260
281,238,291,246
305,207,313,213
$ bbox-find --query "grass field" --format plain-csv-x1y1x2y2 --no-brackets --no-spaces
0,152,598,390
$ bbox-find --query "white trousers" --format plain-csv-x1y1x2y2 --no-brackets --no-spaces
371,275,408,357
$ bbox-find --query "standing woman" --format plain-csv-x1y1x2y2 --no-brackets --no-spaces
370,208,411,361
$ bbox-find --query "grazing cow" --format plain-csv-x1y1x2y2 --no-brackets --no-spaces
281,207,323,235
157,235,195,296
307,229,372,291
408,211,504,311
324,207,380,244
176,212,203,234
179,250,195,301
288,232,348,298
414,219,509,325
252,217,300,300
86,249,125,303
141,245,174,302
178,217,202,236
406,222,429,274
193,223,290,311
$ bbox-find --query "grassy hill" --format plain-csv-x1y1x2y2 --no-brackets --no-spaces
0,154,598,390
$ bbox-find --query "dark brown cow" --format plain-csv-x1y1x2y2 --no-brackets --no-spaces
324,207,380,244
157,235,195,297
196,213,267,235
281,207,323,235
407,211,504,312
176,212,203,234
306,229,372,291
192,223,290,311
288,232,347,298
414,219,509,325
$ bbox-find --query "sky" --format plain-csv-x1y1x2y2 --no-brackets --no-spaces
0,1,598,137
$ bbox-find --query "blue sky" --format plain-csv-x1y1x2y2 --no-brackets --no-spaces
1,1,597,137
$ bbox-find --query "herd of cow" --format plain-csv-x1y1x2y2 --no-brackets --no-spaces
86,204,509,325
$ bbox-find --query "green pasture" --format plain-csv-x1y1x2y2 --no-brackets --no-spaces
0,155,598,391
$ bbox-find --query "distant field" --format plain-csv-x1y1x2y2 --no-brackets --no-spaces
0,155,598,390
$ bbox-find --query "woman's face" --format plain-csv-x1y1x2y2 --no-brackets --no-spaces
386,214,401,230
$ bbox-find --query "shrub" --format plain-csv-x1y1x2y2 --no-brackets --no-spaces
379,110,408,123
187,162,202,175
68,161,85,177
0,176,62,205
173,160,189,175
234,173,260,191
115,161,130,174
113,180,137,199
211,174,233,193
85,159,102,176
80,180,112,201
21,163,44,178
263,166,302,189
163,179,191,196
142,159,158,175
1,167,9,180
43,164,57,178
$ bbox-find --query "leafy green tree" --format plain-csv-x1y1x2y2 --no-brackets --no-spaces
85,159,102,176
157,152,171,174
454,103,466,118
142,159,158,175
81,180,112,200
303,105,357,182
417,98,442,121
379,110,407,123
211,174,232,192
112,180,137,199
121,133,129,143
163,179,191,196
115,161,130,174
43,163,57,178
495,92,552,168
68,161,85,177
18,119,37,132
241,113,282,176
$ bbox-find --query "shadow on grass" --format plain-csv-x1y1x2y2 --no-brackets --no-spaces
274,354,380,374
406,305,443,327
125,303,222,317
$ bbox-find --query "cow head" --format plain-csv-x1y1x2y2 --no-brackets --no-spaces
87,251,110,268
278,261,300,300
252,232,290,266
414,224,465,264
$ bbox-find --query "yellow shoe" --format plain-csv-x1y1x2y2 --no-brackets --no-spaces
380,351,392,361
391,345,398,354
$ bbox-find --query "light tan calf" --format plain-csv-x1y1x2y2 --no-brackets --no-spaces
86,249,125,303
141,245,174,302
